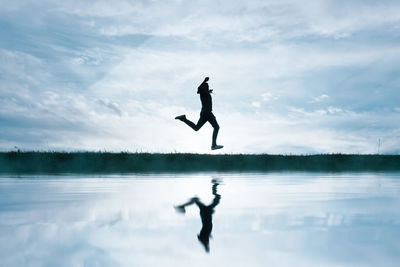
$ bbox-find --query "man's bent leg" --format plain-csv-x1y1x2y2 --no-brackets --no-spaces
182,115,207,131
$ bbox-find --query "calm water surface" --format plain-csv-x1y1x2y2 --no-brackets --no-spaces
1,173,400,267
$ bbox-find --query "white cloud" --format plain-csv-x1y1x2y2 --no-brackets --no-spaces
327,106,342,114
261,92,279,102
3,0,398,45
95,98,123,116
42,0,400,43
1,1,400,153
309,94,329,103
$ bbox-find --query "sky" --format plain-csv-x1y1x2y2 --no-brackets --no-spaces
1,0,400,154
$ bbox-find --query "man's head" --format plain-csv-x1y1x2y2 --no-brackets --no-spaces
204,77,209,82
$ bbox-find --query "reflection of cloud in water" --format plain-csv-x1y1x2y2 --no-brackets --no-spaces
0,174,400,266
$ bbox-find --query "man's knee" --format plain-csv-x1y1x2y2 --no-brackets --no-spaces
214,124,220,130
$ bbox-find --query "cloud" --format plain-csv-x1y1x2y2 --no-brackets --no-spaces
327,106,342,114
309,94,329,103
4,0,399,45
95,98,123,116
41,0,400,45
0,0,400,153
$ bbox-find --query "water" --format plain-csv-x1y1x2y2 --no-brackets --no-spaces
1,173,400,267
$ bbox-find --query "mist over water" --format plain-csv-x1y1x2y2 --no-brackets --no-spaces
1,173,400,266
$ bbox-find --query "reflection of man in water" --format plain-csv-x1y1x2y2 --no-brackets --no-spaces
174,179,221,252
175,77,223,150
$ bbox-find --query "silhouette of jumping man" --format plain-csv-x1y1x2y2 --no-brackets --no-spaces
175,77,223,150
174,178,221,253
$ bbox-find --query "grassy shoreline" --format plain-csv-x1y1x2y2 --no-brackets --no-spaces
0,152,399,174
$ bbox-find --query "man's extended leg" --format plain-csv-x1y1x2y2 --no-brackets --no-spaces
174,197,202,213
176,114,207,131
175,196,207,214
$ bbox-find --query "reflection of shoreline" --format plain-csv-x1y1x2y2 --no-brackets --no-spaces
2,152,399,173
175,178,221,253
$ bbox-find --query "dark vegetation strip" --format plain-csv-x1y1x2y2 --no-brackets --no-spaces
0,152,399,174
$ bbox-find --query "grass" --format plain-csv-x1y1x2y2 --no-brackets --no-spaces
0,151,399,174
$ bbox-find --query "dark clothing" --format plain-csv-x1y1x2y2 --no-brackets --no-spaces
179,79,220,147
196,111,219,130
197,81,212,112
176,180,221,253
197,80,209,94
197,193,220,250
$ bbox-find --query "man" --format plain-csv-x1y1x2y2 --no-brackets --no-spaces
175,77,223,150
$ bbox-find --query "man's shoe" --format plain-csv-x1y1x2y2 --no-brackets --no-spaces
175,114,186,120
211,145,224,150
